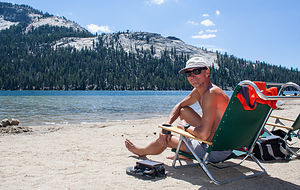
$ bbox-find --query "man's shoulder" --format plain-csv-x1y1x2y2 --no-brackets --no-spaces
208,85,225,95
204,85,228,102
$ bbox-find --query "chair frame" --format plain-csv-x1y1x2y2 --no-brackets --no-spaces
265,114,300,156
265,82,300,157
160,80,300,185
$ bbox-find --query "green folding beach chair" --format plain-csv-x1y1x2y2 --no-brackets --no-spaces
160,80,300,185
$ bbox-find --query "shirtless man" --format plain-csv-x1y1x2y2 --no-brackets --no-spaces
125,57,232,162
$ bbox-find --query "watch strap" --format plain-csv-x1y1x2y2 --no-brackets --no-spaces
184,124,190,131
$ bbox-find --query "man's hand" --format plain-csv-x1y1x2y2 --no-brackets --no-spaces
177,120,187,130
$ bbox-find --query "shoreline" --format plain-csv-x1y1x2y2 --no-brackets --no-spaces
0,101,299,189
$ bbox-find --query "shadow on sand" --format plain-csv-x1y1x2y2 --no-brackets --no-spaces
163,159,300,190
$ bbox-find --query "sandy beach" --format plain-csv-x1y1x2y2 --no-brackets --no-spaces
0,100,299,190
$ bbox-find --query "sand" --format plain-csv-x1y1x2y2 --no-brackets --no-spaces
0,100,299,190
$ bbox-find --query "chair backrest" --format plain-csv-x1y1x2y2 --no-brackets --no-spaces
207,85,271,152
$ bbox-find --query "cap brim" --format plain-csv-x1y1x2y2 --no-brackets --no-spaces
178,66,202,74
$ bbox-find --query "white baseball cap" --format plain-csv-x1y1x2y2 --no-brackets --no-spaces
179,57,209,74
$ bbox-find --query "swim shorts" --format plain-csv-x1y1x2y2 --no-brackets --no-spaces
185,138,232,163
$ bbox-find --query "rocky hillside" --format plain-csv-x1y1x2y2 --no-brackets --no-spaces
1,2,298,91
0,2,87,32
0,2,217,67
53,32,217,67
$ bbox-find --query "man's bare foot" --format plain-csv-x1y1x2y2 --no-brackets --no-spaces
125,139,146,157
166,154,193,162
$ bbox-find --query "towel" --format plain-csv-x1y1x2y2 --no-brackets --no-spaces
237,81,278,110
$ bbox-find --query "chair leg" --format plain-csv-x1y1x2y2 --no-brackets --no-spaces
250,154,267,173
286,146,299,156
172,135,200,168
171,136,268,185
172,135,184,167
201,152,267,185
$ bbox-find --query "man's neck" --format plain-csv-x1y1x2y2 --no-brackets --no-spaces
196,81,212,96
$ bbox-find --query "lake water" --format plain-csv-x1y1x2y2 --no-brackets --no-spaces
0,90,230,126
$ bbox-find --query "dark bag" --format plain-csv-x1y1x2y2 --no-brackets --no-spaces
253,135,290,161
271,129,292,141
126,160,166,180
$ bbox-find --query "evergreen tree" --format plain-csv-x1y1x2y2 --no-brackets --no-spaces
0,23,299,90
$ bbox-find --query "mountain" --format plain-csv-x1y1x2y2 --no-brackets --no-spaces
0,2,299,90
0,2,217,67
0,2,86,32
53,32,218,68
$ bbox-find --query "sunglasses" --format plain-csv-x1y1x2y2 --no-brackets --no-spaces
185,67,207,77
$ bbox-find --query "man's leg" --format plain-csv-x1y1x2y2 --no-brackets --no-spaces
125,134,187,157
179,106,202,126
125,106,201,157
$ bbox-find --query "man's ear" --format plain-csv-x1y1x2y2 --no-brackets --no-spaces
205,68,210,78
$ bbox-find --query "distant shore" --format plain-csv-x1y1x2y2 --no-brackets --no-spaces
0,100,299,189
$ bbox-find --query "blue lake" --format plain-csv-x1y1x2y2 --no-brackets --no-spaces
0,90,229,126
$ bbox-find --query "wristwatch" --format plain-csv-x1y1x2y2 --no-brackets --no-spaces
184,123,190,131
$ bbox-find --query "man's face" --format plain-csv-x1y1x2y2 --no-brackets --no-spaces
185,67,208,88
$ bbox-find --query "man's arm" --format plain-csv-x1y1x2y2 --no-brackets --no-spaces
184,91,218,140
167,88,199,124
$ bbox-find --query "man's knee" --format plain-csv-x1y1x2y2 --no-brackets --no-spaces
179,106,192,119
180,106,192,113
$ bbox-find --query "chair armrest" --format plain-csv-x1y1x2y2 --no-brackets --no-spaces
238,80,300,100
265,123,293,130
158,124,212,145
270,115,295,122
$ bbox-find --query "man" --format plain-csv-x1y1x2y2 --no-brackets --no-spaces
125,57,232,162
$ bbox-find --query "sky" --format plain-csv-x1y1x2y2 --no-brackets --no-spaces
2,0,300,69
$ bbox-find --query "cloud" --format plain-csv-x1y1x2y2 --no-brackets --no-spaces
192,30,217,39
202,14,209,17
192,33,216,39
86,24,112,33
206,29,218,33
201,19,215,27
216,10,220,16
146,0,166,5
188,19,216,27
198,30,204,34
187,20,199,26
